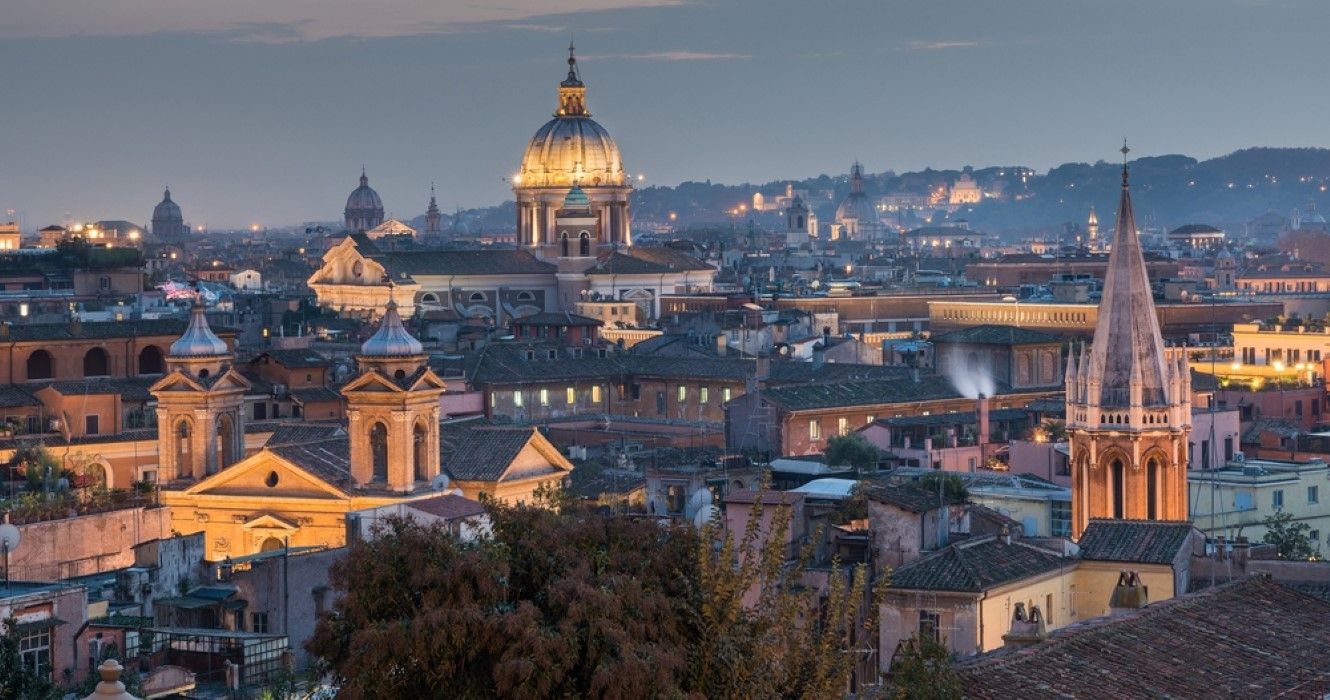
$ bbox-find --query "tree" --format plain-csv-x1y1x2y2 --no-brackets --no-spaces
1262,510,1315,559
0,618,61,700
824,433,881,473
915,472,968,503
879,634,961,700
310,491,889,699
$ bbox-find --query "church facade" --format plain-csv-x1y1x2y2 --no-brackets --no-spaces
1065,152,1191,539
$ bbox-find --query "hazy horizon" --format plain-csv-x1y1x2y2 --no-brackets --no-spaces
4,0,1330,229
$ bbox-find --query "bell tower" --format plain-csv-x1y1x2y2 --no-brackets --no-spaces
341,293,446,492
1065,144,1191,539
150,298,250,481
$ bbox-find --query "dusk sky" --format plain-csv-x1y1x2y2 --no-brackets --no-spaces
4,0,1330,229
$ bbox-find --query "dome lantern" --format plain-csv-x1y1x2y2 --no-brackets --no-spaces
360,287,424,358
169,297,229,358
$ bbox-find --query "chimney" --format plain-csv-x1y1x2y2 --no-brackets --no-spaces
812,342,825,369
822,325,831,348
1002,603,1047,649
977,393,991,447
1000,524,1012,546
1108,571,1148,616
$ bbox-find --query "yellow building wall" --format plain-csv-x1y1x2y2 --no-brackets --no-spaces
1071,562,1175,620
970,496,1052,537
978,568,1077,653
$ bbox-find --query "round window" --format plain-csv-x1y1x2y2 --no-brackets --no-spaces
265,471,279,488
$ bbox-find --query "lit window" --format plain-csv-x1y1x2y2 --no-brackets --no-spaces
838,417,848,436
540,388,550,406
700,387,709,404
723,387,732,403
678,386,687,402
809,420,821,441
514,391,523,407
866,415,875,424
566,387,575,405
592,385,602,403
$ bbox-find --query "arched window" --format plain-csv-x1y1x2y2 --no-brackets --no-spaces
370,422,388,482
260,537,284,553
560,231,569,257
1111,459,1125,519
516,291,534,302
469,292,486,303
413,421,429,481
579,231,590,257
1147,458,1160,520
138,346,164,375
26,350,53,380
420,292,439,304
176,420,193,476
216,414,235,472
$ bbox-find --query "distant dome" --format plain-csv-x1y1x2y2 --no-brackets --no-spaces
835,163,878,228
517,46,626,189
344,169,385,232
151,188,187,238
153,189,182,222
360,299,423,357
170,301,229,357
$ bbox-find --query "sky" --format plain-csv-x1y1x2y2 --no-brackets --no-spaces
3,0,1330,229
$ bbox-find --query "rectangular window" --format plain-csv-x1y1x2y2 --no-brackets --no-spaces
1309,485,1319,504
1223,437,1233,462
85,414,99,435
656,391,666,415
592,385,602,403
838,417,849,436
540,388,549,406
19,626,51,677
677,385,687,402
1273,489,1284,509
566,387,575,405
489,393,495,408
1050,500,1072,537
866,415,875,424
1045,594,1054,626
700,387,709,404
918,610,940,643
809,420,821,441
1295,400,1303,417
251,612,269,634
253,402,267,420
1235,491,1253,510
723,387,732,403
1201,439,1211,470
514,391,523,407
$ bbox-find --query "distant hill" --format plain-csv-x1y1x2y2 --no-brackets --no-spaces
440,148,1330,236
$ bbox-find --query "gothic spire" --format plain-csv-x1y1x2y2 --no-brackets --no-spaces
1084,142,1171,408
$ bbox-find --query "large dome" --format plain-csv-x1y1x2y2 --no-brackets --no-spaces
516,45,626,189
835,162,879,229
153,188,182,222
345,171,383,213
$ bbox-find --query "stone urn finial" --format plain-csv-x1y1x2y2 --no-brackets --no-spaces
84,659,142,700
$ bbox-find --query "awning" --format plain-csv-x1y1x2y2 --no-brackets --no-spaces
16,617,66,632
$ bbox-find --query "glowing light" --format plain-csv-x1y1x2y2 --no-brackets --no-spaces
511,174,523,185
1273,360,1285,372
1230,362,1241,370
251,224,260,232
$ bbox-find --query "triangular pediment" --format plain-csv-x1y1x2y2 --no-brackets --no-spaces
149,371,207,393
241,513,299,531
181,449,349,500
405,369,448,391
341,371,405,394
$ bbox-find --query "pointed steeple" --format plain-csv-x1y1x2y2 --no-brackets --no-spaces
360,166,369,187
850,162,864,195
1084,141,1171,408
425,183,441,233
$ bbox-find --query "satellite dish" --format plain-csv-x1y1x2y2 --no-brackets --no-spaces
0,524,18,551
430,474,451,492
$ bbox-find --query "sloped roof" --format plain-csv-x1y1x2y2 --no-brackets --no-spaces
588,247,713,275
760,374,970,412
264,424,347,447
43,378,156,402
955,577,1330,699
512,312,602,327
373,250,554,277
1077,519,1197,565
440,426,542,482
0,385,39,408
254,349,329,369
406,494,485,521
865,484,951,514
267,438,353,486
929,324,1061,346
0,319,208,342
890,537,1069,592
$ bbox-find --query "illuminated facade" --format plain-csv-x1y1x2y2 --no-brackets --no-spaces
1065,153,1191,539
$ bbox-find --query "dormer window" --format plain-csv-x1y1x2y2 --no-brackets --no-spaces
525,349,536,361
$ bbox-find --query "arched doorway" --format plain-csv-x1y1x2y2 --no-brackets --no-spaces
413,420,429,482
83,347,110,377
26,350,53,380
138,346,164,374
1111,459,1125,519
216,414,235,471
260,537,284,553
370,422,388,482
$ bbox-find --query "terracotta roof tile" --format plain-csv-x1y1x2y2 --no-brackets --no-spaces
1077,519,1198,565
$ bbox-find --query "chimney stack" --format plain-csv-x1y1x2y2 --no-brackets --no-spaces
1108,570,1148,616
1002,603,1047,649
977,393,991,448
